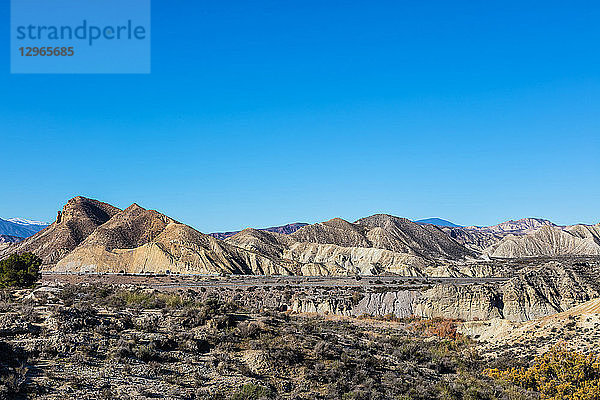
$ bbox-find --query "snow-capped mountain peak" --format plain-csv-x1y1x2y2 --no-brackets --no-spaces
6,218,48,226
0,217,49,239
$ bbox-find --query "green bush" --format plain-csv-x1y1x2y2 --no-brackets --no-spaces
0,253,41,288
231,383,273,400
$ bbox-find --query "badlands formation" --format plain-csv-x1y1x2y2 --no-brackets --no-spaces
3,196,599,276
1,196,599,328
2,196,481,276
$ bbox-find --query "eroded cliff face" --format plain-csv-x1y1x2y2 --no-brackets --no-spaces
354,291,421,318
291,286,504,321
291,260,600,322
499,262,599,321
414,285,504,320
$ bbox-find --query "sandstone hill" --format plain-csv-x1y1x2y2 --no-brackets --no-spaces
469,217,555,234
56,222,296,275
485,224,600,258
226,215,475,263
36,199,296,275
291,217,371,247
441,227,503,252
356,214,476,259
0,197,121,264
225,227,428,276
224,214,477,276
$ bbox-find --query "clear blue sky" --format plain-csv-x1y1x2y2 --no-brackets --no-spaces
2,1,599,231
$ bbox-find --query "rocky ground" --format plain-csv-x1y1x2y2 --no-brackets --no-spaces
1,256,598,399
0,283,540,400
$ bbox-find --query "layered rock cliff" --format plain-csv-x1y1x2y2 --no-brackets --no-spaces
292,259,600,322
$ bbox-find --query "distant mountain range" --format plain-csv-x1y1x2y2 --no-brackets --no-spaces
213,219,461,235
1,198,598,274
414,218,461,227
0,217,48,239
209,223,308,240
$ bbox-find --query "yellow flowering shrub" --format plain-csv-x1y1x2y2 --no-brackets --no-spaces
485,344,600,400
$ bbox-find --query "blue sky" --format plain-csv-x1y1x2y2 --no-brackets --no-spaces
2,1,599,231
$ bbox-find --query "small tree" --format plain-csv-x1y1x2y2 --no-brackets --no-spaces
0,253,42,288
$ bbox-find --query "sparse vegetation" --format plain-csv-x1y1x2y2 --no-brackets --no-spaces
0,253,41,288
408,317,462,340
0,283,543,399
231,383,273,400
486,344,600,400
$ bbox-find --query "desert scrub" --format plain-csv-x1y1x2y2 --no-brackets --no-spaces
112,290,194,309
485,344,600,399
408,317,463,340
58,285,198,310
0,283,547,400
231,383,273,400
0,341,30,399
